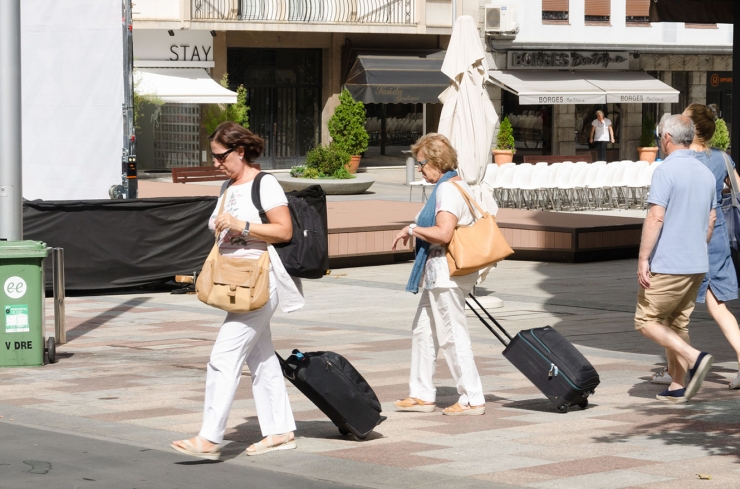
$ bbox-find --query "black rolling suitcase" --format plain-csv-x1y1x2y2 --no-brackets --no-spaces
466,295,600,413
276,349,386,439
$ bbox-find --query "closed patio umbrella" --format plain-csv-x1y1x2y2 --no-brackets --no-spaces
438,15,499,214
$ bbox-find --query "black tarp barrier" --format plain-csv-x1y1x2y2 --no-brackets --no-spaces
344,53,450,104
23,197,217,291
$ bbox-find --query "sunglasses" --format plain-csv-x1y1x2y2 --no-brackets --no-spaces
417,159,428,167
212,147,235,163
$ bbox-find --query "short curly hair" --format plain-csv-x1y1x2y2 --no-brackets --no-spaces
410,133,458,173
209,121,265,163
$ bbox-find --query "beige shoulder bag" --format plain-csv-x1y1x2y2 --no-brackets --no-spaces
446,181,514,276
196,186,270,313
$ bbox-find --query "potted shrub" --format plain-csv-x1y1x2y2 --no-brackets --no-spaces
492,116,515,165
710,117,730,151
328,89,369,173
290,144,353,180
637,112,658,163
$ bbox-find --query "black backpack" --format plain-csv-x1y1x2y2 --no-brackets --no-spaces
251,172,329,279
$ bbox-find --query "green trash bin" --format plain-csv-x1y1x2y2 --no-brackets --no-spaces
0,241,50,367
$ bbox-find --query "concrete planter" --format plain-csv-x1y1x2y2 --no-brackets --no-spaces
275,173,375,195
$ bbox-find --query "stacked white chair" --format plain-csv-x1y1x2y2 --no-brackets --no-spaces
550,161,574,210
491,164,516,205
544,163,562,209
520,165,551,209
587,163,618,209
581,164,605,209
614,161,644,208
601,163,627,208
502,163,534,208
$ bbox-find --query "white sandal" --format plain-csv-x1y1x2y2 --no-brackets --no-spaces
651,369,673,385
729,371,740,390
246,433,296,457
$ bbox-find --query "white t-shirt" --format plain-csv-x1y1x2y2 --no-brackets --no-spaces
208,175,288,259
416,180,479,290
592,118,612,142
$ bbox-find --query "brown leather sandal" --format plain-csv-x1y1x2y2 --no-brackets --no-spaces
442,402,485,416
394,397,436,413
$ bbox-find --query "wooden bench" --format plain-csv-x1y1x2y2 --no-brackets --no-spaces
172,164,261,183
522,155,594,164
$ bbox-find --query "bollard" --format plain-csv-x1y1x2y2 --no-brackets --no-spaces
404,150,415,185
52,248,66,345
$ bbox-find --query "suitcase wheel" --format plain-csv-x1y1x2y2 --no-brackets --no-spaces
338,427,350,436
578,399,588,409
557,404,569,414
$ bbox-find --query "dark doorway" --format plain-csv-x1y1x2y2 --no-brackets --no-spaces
228,48,322,169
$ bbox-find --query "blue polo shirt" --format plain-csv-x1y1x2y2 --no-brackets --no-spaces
648,149,716,274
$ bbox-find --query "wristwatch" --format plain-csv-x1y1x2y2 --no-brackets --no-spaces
241,221,250,237
408,224,417,236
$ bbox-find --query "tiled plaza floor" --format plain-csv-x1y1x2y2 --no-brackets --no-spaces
2,259,740,488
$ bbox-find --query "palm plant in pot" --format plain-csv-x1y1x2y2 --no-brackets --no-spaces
492,116,516,165
328,89,369,173
637,112,658,163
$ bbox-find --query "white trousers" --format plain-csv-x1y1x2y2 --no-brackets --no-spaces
199,278,296,443
408,283,485,407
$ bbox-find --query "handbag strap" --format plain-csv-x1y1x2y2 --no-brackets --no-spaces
448,180,486,221
213,180,233,240
721,151,740,208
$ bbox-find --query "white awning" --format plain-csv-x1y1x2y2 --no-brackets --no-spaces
584,71,679,103
134,68,237,104
488,70,679,105
488,70,606,105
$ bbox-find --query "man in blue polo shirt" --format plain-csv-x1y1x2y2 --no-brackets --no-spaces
634,114,716,403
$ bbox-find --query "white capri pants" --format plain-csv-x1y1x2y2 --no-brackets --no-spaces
199,275,296,443
408,282,485,407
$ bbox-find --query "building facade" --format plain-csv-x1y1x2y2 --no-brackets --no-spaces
133,0,488,170
484,0,733,161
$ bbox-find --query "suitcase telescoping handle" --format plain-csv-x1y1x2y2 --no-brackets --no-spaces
465,294,513,347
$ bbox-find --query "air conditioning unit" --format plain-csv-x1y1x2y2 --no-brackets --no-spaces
485,5,518,34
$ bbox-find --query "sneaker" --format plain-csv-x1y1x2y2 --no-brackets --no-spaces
651,369,673,385
684,352,714,400
394,397,436,413
729,371,740,390
655,387,687,403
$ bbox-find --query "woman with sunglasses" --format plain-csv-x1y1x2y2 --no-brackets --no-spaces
171,121,302,459
391,133,486,416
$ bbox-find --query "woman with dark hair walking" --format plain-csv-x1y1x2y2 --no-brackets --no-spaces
171,121,302,460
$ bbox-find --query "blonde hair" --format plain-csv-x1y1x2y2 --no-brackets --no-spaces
410,133,458,173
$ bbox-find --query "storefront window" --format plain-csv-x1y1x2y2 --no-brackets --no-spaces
502,90,552,156
670,71,688,116
575,103,621,161
363,103,439,158
152,103,201,169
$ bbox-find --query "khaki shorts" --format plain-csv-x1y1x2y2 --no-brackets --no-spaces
634,272,705,334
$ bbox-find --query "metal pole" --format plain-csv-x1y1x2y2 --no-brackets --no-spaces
0,0,23,241
122,0,137,198
52,248,66,345
732,14,739,157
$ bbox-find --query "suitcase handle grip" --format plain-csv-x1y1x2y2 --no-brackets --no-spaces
466,294,513,346
275,351,296,380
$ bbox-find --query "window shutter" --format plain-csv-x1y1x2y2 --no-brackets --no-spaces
585,0,610,17
542,0,569,12
626,0,649,17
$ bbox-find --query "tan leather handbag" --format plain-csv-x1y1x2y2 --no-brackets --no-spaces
446,181,514,276
196,188,270,313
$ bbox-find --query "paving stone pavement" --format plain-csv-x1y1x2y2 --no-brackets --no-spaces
2,259,740,488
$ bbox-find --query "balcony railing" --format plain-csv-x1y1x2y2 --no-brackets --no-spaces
192,0,415,24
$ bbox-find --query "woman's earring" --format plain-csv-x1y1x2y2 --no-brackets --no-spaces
240,156,243,160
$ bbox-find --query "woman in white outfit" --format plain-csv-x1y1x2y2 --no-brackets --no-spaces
171,122,299,459
391,133,486,416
